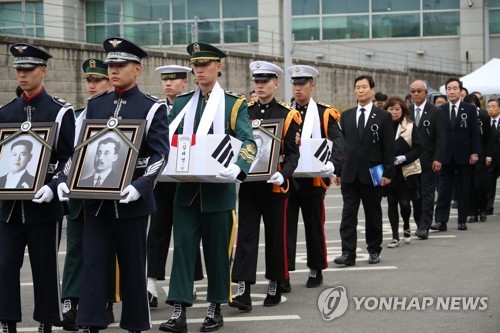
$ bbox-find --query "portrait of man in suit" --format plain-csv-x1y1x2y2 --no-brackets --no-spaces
249,133,272,173
79,136,122,188
0,139,36,189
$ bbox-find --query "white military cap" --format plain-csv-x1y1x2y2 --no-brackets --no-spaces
249,61,284,80
155,65,192,80
287,65,319,83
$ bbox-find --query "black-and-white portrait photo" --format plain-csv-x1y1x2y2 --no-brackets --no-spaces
77,132,128,188
249,132,273,173
0,136,42,190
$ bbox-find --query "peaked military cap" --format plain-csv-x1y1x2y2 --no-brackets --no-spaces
103,37,149,64
187,42,226,64
249,61,283,81
82,58,109,79
10,43,52,68
287,65,319,83
155,65,191,80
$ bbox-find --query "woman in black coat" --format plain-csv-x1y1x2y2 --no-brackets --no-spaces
384,96,422,248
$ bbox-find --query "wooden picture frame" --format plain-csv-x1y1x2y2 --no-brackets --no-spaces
245,119,284,182
65,119,146,200
0,123,57,199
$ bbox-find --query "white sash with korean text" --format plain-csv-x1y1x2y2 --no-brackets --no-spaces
296,98,321,138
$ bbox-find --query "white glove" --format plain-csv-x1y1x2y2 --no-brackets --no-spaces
32,185,54,203
267,172,284,185
320,161,335,176
57,182,70,202
394,155,407,165
120,185,141,204
216,164,241,183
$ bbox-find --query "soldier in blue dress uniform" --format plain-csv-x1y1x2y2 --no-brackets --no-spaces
57,38,169,333
0,43,76,333
230,61,301,310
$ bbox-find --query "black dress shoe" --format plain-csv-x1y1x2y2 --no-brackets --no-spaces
61,299,78,331
368,253,381,264
229,281,252,311
430,222,447,231
159,303,187,333
200,303,223,332
333,254,356,266
306,270,323,288
263,281,281,306
467,215,478,223
415,229,428,240
148,291,158,308
479,211,487,222
82,327,99,333
486,207,494,215
281,279,291,293
458,223,468,230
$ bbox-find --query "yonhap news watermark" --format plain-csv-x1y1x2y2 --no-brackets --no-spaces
318,286,488,321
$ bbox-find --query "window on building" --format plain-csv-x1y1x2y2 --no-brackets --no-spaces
293,17,320,41
292,0,320,16
423,11,460,36
323,16,369,39
372,13,420,38
490,0,500,35
0,1,44,38
372,0,419,12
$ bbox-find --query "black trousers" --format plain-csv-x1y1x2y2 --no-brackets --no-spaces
286,191,327,271
339,181,383,257
0,219,61,324
148,182,203,281
469,162,490,215
413,170,437,231
232,197,288,283
77,215,150,331
435,162,472,225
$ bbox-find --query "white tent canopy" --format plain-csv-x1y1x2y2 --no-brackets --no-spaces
439,58,500,95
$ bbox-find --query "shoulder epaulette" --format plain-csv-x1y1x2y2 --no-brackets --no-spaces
225,90,245,99
178,90,195,97
317,102,333,108
247,101,255,107
53,96,70,107
145,93,159,102
0,97,16,109
277,100,293,110
87,90,107,101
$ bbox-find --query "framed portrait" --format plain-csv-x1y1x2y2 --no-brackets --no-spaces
65,119,146,200
0,122,57,199
245,119,284,182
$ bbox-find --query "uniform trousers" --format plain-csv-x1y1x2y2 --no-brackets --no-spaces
232,196,288,283
0,219,61,323
339,181,383,256
61,209,119,302
435,163,471,225
148,182,203,282
286,191,327,271
77,214,149,331
413,170,437,231
167,204,234,306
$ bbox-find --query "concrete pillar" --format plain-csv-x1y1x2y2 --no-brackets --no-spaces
43,0,85,42
460,0,486,72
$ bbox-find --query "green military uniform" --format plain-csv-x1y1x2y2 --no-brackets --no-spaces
167,88,256,306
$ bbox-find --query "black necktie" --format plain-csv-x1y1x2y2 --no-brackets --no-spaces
358,108,366,138
451,105,456,128
95,175,102,187
492,119,497,130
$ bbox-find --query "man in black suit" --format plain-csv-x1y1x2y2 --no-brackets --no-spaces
486,99,500,216
0,139,35,189
431,78,480,231
333,75,394,266
79,137,121,187
408,80,446,239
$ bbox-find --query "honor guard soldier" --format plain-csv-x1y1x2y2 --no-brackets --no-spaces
285,65,344,291
230,61,301,310
160,42,256,333
57,38,169,333
0,43,75,333
59,58,117,330
147,65,204,307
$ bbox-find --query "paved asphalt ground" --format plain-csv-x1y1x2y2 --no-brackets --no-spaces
17,184,500,332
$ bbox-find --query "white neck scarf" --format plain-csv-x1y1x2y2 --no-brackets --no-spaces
296,98,321,138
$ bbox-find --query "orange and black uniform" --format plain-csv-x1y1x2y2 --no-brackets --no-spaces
286,102,343,271
232,99,301,284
